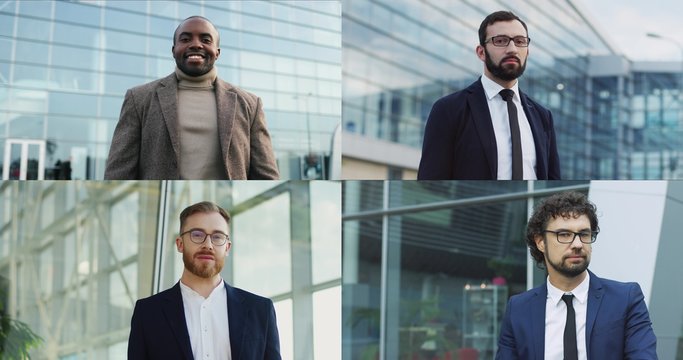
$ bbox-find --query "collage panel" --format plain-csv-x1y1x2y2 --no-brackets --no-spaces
0,0,341,180
0,180,341,359
341,0,683,180
342,180,683,359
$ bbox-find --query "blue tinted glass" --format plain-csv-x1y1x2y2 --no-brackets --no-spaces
47,116,110,143
18,1,51,18
49,68,97,92
177,2,202,17
17,17,51,41
8,113,44,138
14,64,48,83
105,7,146,33
53,22,98,47
148,37,170,57
51,45,96,71
0,38,12,61
100,95,124,119
15,40,50,65
106,30,145,53
149,16,175,38
105,1,146,13
0,13,14,37
48,92,98,117
104,73,144,95
55,2,100,27
150,1,177,18
105,52,146,76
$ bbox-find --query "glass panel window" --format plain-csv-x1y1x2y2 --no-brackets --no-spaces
233,193,292,297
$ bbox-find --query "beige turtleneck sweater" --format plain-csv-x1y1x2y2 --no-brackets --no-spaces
175,66,227,179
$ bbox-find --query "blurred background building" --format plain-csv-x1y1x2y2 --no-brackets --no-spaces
0,0,341,180
342,0,683,179
0,180,341,360
342,180,683,359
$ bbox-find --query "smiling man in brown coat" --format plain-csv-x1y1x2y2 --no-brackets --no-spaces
104,16,279,180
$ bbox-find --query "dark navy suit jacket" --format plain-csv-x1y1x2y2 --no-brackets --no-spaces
418,78,561,180
128,281,281,360
496,271,657,360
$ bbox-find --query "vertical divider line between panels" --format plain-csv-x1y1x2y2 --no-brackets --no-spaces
378,180,389,360
526,181,534,291
153,180,170,294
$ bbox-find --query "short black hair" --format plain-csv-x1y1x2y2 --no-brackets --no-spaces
173,15,220,47
478,11,528,45
525,192,599,267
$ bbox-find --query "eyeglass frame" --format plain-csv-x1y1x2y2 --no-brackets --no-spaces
179,228,230,246
543,230,599,244
484,35,531,48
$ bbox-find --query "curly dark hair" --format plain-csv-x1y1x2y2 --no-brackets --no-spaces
526,192,599,267
478,11,528,46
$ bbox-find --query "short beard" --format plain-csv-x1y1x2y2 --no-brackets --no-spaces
182,250,224,278
175,57,214,77
484,48,526,82
545,240,589,278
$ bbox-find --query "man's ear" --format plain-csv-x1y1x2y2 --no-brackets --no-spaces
476,45,486,62
176,237,183,252
224,241,231,257
535,234,545,253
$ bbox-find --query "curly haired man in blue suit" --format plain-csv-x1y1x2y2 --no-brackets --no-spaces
496,192,656,359
128,201,281,359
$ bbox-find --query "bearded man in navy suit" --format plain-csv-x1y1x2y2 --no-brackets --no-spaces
418,11,560,180
128,201,281,360
496,192,657,359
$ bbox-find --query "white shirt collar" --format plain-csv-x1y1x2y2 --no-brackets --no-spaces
179,278,225,299
546,271,590,306
480,73,520,102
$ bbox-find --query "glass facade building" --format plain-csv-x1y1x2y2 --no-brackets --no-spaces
0,180,341,359
0,0,341,180
342,180,683,360
341,0,683,180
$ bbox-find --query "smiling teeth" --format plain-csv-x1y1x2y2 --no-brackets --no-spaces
188,55,203,59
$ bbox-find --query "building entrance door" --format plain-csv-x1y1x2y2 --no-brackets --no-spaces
2,139,46,180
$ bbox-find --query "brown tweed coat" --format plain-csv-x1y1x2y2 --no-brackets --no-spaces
104,73,279,180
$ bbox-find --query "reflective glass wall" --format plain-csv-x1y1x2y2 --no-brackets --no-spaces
342,0,683,180
342,180,683,360
0,0,341,180
0,180,341,360
342,181,590,359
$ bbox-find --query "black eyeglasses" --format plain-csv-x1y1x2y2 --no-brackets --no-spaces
180,229,230,246
544,230,598,244
485,35,531,47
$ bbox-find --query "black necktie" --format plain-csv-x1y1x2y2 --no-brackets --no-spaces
562,294,578,360
499,89,523,180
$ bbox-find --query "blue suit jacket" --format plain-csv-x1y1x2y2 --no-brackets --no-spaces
496,271,657,360
128,282,281,360
418,78,561,180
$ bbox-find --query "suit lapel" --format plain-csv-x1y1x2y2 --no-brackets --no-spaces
519,93,547,178
161,283,194,360
467,79,497,177
531,284,547,359
585,271,604,358
226,282,246,359
157,74,181,163
215,79,237,179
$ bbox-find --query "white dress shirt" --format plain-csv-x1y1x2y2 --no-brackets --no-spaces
544,273,590,360
180,279,232,360
480,74,537,180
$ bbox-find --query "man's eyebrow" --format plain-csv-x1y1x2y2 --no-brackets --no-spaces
178,31,213,39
